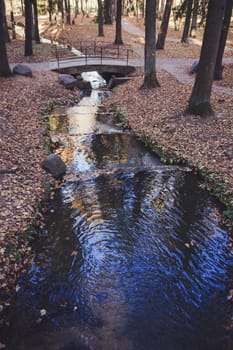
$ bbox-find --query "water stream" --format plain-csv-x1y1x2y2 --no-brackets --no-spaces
1,88,233,350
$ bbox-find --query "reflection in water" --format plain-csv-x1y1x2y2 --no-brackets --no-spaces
2,90,233,350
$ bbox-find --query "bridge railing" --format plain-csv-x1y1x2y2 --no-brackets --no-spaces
52,41,133,70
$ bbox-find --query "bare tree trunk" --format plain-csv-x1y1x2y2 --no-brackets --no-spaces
156,0,173,49
141,0,160,88
10,10,16,39
97,0,104,36
24,0,33,56
2,0,10,43
48,0,53,21
190,0,198,37
114,0,123,44
0,0,11,76
75,0,79,17
64,0,71,24
187,0,226,116
33,0,40,43
104,0,113,24
214,0,233,80
181,0,193,43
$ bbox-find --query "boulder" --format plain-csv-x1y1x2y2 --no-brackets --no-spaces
189,60,199,74
41,154,66,179
76,76,92,90
58,74,76,90
13,64,32,77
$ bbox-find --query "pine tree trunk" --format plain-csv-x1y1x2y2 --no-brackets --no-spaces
0,0,11,76
2,0,10,43
97,0,104,36
141,0,160,88
156,0,173,50
181,0,193,43
114,0,123,44
214,0,233,80
187,0,226,116
24,0,33,56
104,0,112,24
64,0,71,24
33,0,40,44
190,0,198,37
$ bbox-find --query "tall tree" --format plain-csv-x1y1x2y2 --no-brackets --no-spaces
214,0,233,80
97,0,104,36
156,0,173,50
24,0,33,56
104,0,113,24
32,0,40,44
190,0,198,37
64,0,71,24
0,0,11,76
114,0,123,44
187,0,226,116
141,0,160,88
2,0,10,43
181,0,193,43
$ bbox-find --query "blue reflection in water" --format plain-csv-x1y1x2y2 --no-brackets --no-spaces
6,168,232,350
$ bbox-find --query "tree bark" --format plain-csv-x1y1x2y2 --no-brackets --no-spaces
214,0,233,80
141,0,160,88
114,0,123,44
181,0,193,43
0,0,11,76
2,0,10,43
10,10,16,40
187,0,226,116
190,0,198,37
156,0,173,50
97,0,104,36
33,0,40,43
64,0,71,24
24,0,33,56
104,0,113,24
48,0,53,21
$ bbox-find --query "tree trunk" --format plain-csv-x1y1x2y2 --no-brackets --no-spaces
33,0,40,43
10,10,16,39
181,0,193,43
48,0,53,21
141,0,160,88
214,0,233,80
74,0,79,17
190,0,198,37
97,0,104,36
114,0,123,44
156,0,173,50
104,0,113,24
0,0,11,76
64,0,71,24
187,0,226,116
24,0,33,56
2,0,10,43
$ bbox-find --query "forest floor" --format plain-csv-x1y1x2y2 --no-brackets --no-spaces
0,14,233,304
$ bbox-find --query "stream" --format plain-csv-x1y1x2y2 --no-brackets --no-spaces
1,84,233,350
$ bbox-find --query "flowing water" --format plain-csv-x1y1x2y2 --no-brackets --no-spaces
1,89,233,350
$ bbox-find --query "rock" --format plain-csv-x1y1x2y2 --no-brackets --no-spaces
38,127,47,136
76,76,92,90
189,60,199,74
13,64,32,77
41,154,66,179
58,74,76,90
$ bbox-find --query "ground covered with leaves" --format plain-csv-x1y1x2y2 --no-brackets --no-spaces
0,71,80,301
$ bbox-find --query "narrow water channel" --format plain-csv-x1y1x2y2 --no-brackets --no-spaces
1,88,233,350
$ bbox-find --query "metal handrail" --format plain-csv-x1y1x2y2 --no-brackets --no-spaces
52,42,132,69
